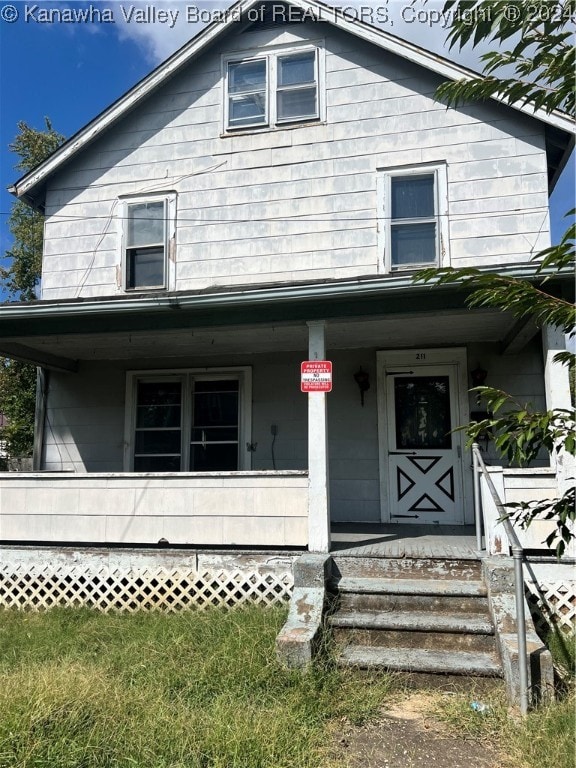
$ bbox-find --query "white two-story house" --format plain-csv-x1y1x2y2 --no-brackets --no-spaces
1,0,573,558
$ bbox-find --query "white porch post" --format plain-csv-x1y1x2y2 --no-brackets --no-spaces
542,324,574,497
307,320,331,553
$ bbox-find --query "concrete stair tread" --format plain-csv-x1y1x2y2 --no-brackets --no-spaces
333,577,488,596
330,610,494,634
339,645,502,676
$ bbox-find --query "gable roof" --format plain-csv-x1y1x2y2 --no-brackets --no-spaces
10,0,575,208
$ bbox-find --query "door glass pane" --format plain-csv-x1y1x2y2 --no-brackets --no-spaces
391,175,434,219
190,380,239,471
394,376,452,449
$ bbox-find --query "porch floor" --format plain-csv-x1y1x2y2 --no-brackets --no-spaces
330,523,480,559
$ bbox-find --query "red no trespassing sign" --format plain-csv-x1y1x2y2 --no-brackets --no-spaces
301,361,333,392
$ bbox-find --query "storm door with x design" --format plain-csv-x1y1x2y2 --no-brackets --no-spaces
386,365,463,524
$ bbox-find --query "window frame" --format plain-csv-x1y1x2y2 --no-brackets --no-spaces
124,367,253,472
119,192,177,293
377,164,449,273
222,44,323,132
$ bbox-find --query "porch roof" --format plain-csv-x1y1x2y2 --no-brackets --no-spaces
0,267,571,370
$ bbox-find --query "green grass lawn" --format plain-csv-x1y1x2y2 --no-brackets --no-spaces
0,606,395,768
0,607,573,768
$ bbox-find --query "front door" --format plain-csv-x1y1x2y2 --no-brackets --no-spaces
383,362,464,525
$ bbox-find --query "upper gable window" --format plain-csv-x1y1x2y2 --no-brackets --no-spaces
224,47,320,131
120,194,176,292
391,175,436,268
379,165,449,272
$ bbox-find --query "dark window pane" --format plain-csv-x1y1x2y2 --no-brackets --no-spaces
392,175,434,220
391,223,436,266
190,443,238,471
278,52,315,86
136,405,181,429
228,59,266,93
135,430,181,455
277,87,317,121
137,382,181,406
194,392,239,427
134,455,181,472
394,376,452,449
195,380,239,393
127,246,164,288
191,427,239,443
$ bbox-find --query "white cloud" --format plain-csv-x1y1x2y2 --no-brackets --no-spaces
113,0,230,62
111,0,486,68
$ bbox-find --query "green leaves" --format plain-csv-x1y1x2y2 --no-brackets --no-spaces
414,265,576,336
1,119,65,460
439,1,576,115
464,387,575,466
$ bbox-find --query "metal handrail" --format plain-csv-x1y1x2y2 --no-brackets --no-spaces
472,442,529,716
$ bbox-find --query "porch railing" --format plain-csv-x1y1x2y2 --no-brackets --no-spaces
472,442,529,716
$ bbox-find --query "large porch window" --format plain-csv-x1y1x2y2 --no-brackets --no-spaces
125,368,252,472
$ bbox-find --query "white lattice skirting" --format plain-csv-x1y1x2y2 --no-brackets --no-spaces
0,564,293,612
526,581,576,636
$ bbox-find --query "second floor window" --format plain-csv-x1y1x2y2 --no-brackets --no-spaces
126,200,166,290
390,174,437,268
379,165,449,272
121,193,176,292
225,47,319,130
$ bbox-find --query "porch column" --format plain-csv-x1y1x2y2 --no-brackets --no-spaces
542,324,574,496
307,320,331,553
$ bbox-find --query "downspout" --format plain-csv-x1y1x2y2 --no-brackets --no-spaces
32,368,48,471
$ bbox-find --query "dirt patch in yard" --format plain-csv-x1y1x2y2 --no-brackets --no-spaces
330,692,502,768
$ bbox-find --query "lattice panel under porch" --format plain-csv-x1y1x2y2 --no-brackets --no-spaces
0,564,293,612
526,581,576,635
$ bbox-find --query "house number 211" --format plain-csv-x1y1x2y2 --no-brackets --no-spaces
416,353,426,360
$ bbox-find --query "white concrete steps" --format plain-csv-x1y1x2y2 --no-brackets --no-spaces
329,555,503,679
339,646,503,677
331,610,494,635
335,576,488,597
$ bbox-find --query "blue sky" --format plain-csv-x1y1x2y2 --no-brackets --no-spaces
0,0,574,301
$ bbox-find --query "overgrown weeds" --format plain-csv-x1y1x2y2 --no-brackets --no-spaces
0,606,395,768
433,684,575,768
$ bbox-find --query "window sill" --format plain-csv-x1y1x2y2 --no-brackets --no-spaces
220,119,325,138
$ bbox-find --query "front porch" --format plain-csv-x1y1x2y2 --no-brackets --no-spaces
331,522,478,558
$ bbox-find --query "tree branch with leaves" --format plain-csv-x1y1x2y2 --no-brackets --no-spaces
0,119,64,465
417,0,575,556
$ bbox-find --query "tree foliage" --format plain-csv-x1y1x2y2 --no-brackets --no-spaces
2,119,64,301
1,119,64,461
419,0,576,556
437,0,575,115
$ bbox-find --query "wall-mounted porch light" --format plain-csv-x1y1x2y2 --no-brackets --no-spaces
470,364,488,405
353,367,370,406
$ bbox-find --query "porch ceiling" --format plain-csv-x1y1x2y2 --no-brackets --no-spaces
2,307,520,363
